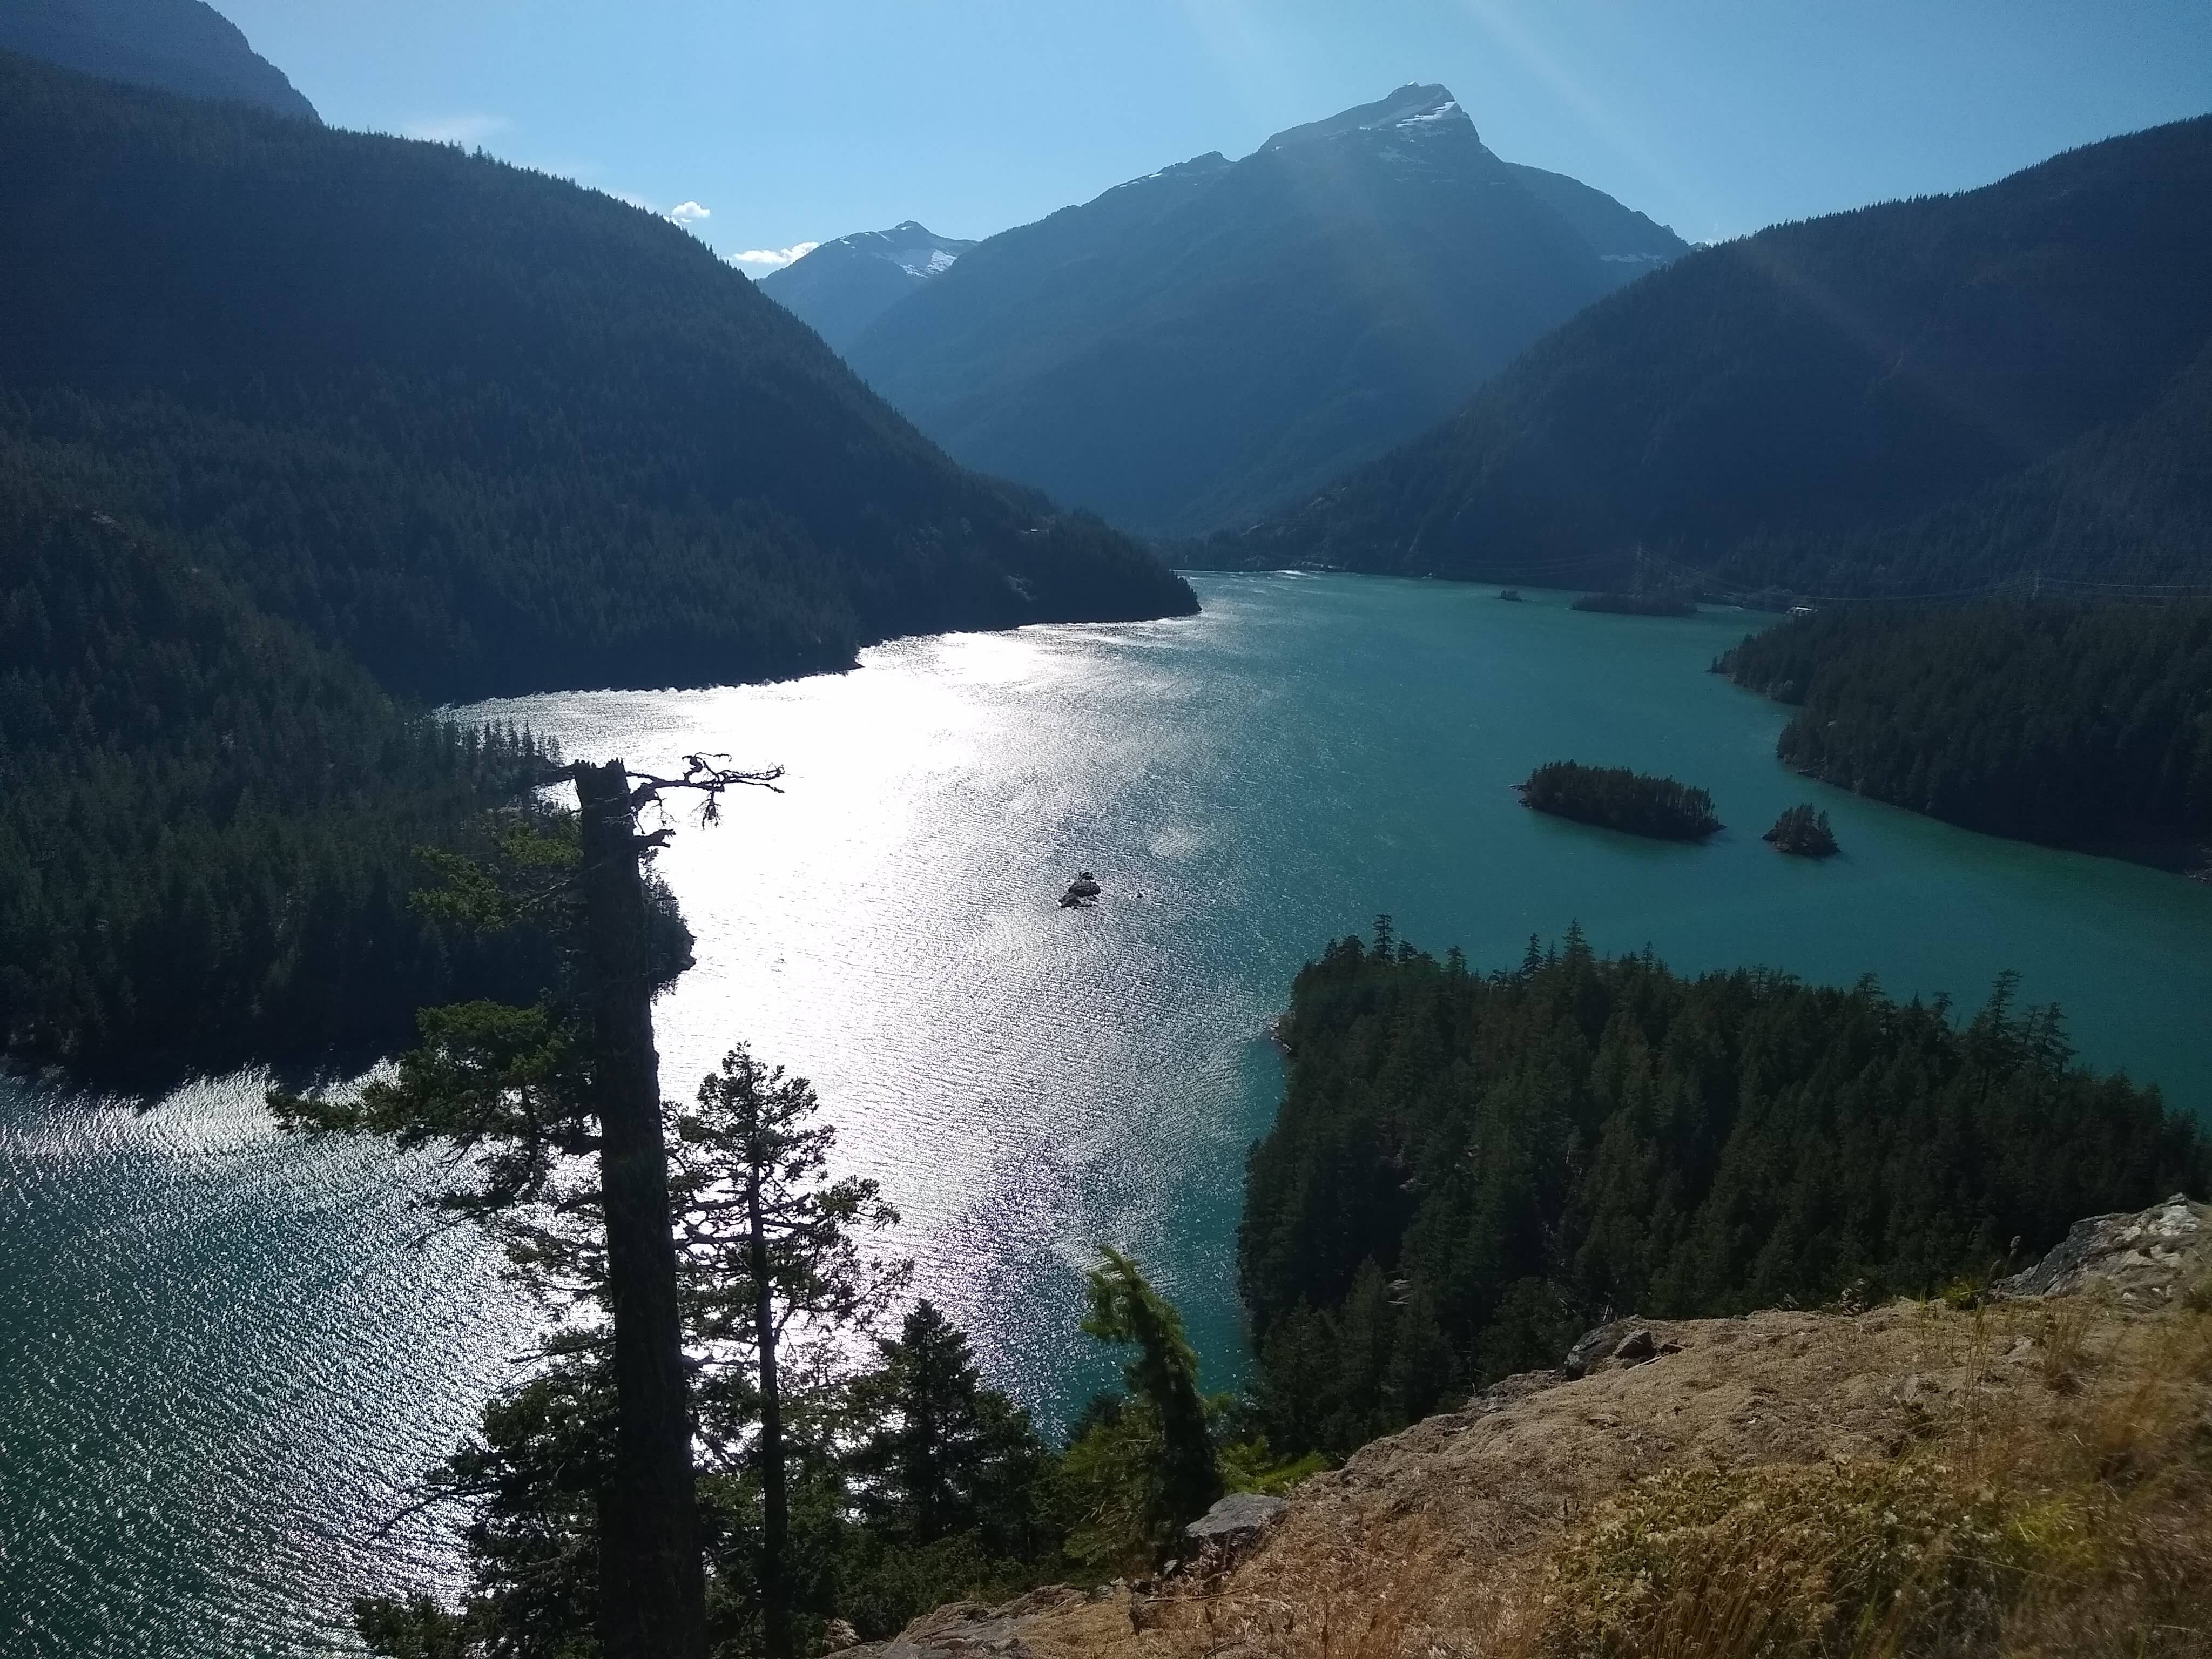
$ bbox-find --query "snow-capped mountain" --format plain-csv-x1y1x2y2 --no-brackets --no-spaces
759,221,976,352
835,84,1686,535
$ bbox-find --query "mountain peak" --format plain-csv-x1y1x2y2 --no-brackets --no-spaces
1260,83,1474,152
760,220,977,350
0,0,320,121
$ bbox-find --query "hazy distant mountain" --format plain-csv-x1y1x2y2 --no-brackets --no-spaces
840,85,1685,535
1,0,317,119
1210,116,2212,599
761,221,977,352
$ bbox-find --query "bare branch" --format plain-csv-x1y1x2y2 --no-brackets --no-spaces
621,754,786,830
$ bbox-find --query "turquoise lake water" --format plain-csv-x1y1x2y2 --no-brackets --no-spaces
5,574,2210,1654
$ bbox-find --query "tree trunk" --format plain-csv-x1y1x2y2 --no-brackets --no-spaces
577,758,707,1659
747,1159,794,1659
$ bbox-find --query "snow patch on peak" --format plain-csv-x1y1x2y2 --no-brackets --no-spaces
1260,84,1476,151
1103,152,1232,195
893,246,961,278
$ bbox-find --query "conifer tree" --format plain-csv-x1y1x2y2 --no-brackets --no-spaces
1080,1249,1223,1545
680,1048,906,1659
850,1301,1049,1553
278,752,780,1659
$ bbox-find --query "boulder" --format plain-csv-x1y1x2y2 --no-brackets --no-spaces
1562,1318,1631,1378
1612,1328,1657,1364
1995,1194,2211,1303
1185,1491,1290,1550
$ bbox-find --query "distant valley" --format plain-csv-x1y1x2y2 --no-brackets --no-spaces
766,84,1684,535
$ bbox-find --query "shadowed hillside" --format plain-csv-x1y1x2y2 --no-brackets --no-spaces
0,0,316,118
0,53,1197,703
1208,117,2212,599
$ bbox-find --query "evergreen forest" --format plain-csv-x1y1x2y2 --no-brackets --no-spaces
0,469,582,1078
1204,117,2212,601
0,51,1195,1078
1518,761,1722,840
0,52,1195,705
1237,926,2207,1459
1764,803,1839,857
328,1023,1298,1656
1569,591,1695,617
1720,601,2212,852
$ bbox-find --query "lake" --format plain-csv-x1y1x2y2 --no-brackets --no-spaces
5,573,2210,1655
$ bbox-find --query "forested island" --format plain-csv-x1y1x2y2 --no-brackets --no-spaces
1765,803,1840,857
1236,926,2208,1458
1570,591,1696,617
1720,601,2212,866
1517,760,1722,840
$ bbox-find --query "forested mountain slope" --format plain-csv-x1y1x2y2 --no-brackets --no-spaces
0,54,1195,703
1209,117,2212,596
1719,601,2212,859
0,469,564,1076
0,0,315,118
842,84,1684,536
760,221,976,353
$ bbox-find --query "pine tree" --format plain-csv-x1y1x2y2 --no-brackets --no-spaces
276,753,781,1659
682,1048,907,1659
1080,1250,1223,1547
850,1301,1049,1554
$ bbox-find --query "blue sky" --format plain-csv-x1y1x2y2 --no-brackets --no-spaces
222,1,2211,273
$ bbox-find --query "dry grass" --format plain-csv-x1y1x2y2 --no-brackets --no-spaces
1134,1503,1549,1659
1530,1459,2049,1658
911,1278,2212,1659
2030,1293,2099,1395
1526,1311,2212,1659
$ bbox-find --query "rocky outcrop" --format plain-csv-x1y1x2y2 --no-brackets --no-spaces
1994,1192,2208,1301
853,1196,2212,1659
825,1587,1141,1659
1183,1492,1288,1552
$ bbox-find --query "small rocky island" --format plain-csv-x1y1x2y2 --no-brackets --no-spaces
1059,871,1102,908
1517,760,1723,841
1765,802,1840,857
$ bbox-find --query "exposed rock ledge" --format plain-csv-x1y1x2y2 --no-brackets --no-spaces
832,1195,2211,1659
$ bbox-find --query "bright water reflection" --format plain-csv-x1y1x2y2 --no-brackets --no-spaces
5,573,2211,1655
0,1071,536,1656
476,574,2212,1428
